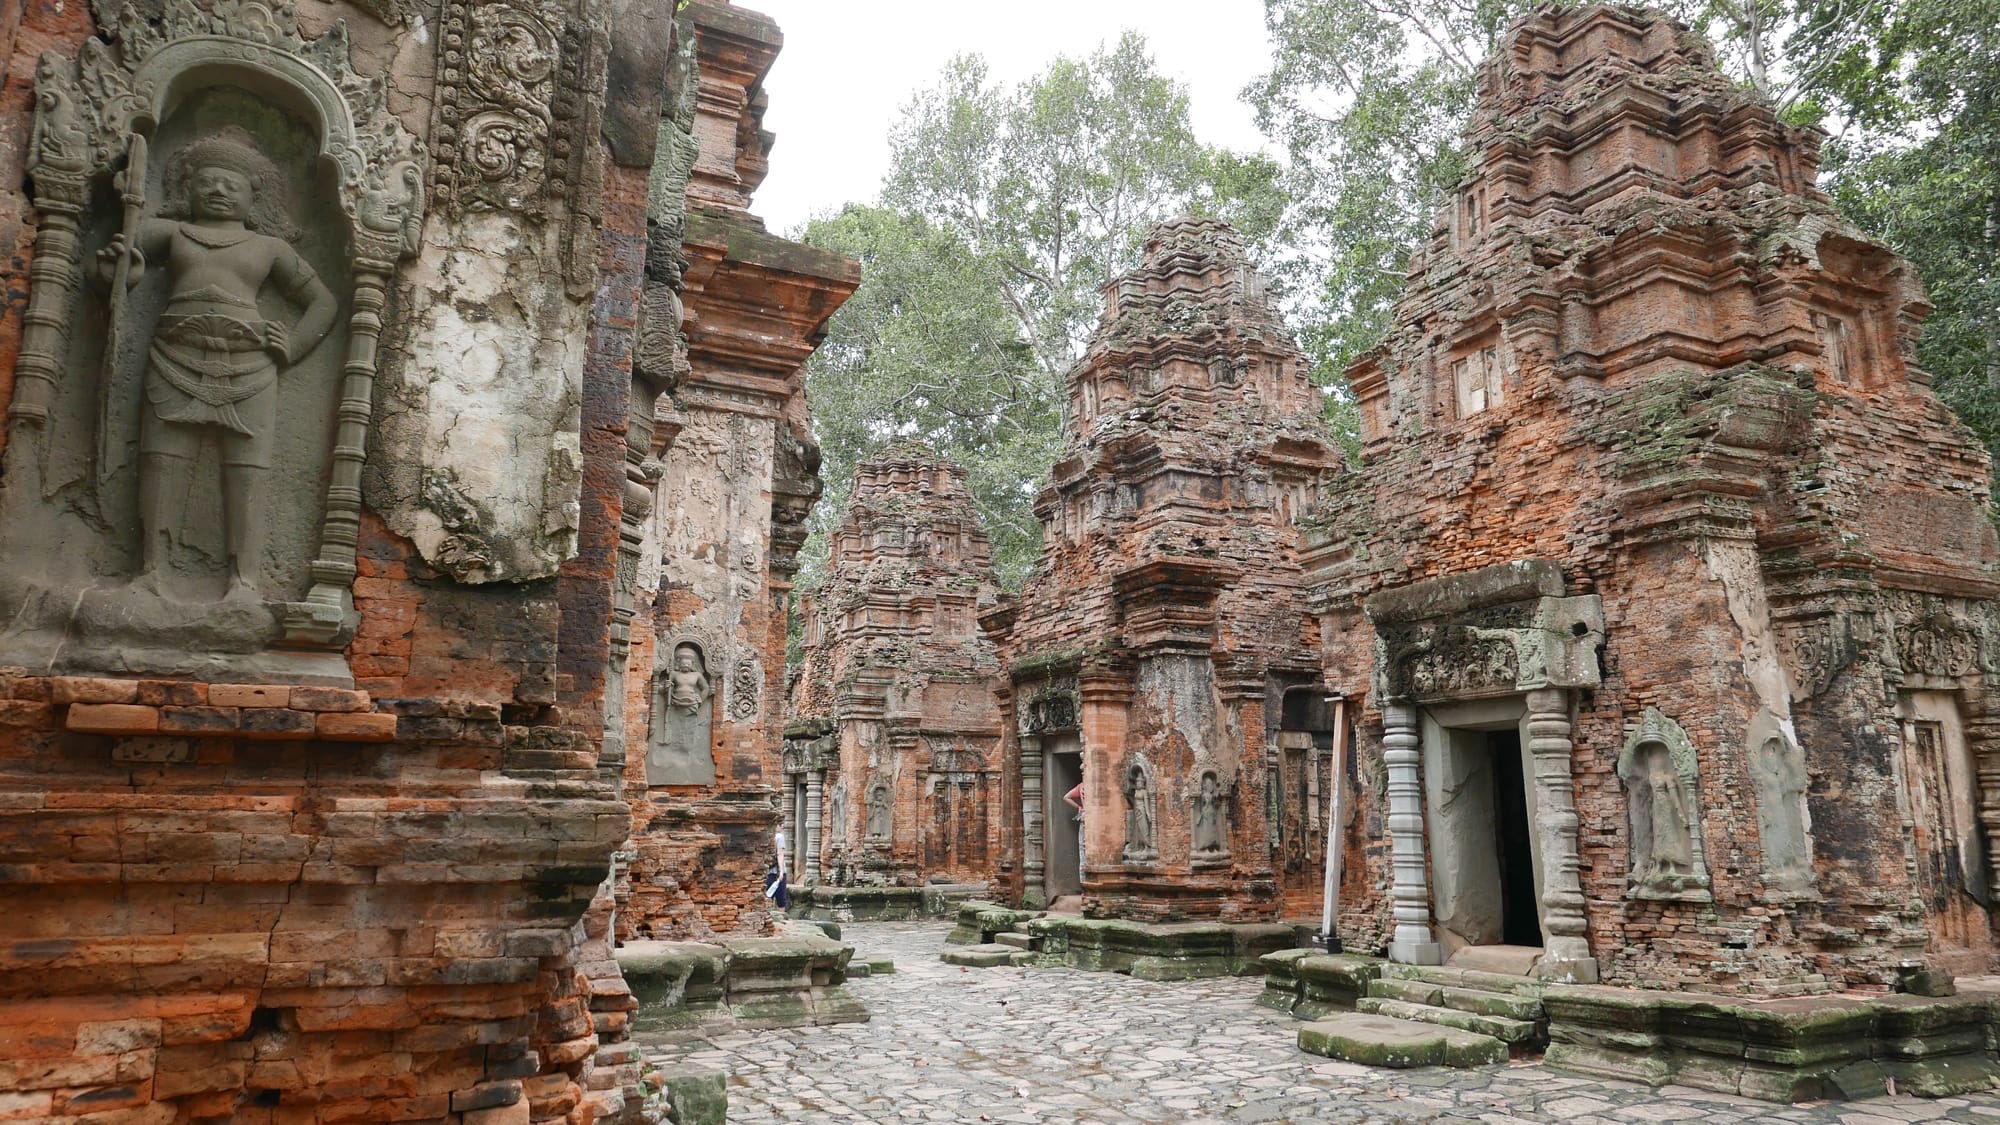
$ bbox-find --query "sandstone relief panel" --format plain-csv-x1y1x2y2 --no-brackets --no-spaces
1746,708,1814,897
649,639,715,785
1618,708,1712,902
1123,759,1158,864
0,0,422,682
1191,769,1230,865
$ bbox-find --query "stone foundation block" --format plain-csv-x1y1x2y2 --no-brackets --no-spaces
945,900,1041,946
1297,1013,1506,1069
621,927,867,1039
1542,985,2000,1102
656,1065,726,1125
1257,949,1311,1014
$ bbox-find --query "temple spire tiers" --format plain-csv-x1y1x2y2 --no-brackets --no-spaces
984,215,1344,925
1303,2,2000,1008
616,0,860,944
784,441,1006,916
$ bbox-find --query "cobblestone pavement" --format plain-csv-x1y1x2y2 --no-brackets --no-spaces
645,922,2000,1124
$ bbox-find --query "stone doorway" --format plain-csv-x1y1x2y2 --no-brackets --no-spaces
791,779,813,875
1045,741,1083,899
1422,699,1546,960
1896,691,1995,971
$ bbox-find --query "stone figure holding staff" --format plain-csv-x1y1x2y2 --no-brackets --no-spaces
96,126,337,599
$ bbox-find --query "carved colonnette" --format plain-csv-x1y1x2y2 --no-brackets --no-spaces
1359,561,1603,980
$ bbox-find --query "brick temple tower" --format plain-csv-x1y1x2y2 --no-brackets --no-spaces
616,0,859,942
985,216,1343,919
787,441,1005,890
1306,3,2000,991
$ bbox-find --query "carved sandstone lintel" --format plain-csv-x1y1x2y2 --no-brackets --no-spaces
1372,593,1604,702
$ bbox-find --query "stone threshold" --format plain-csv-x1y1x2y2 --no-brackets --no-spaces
942,900,1301,980
789,881,989,922
618,921,869,1040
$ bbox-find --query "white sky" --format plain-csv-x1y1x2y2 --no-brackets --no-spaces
745,1,1279,237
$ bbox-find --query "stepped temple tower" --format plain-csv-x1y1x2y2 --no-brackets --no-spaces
1305,3,2000,992
984,216,1344,919
787,442,1006,891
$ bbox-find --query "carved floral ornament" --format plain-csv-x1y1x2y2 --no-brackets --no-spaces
1020,685,1080,734
433,0,564,218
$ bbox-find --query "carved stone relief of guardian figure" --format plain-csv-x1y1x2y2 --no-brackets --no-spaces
648,641,715,786
0,0,424,683
100,129,339,600
1618,709,1712,901
1123,761,1158,864
1748,710,1814,897
866,783,892,840
1192,770,1229,863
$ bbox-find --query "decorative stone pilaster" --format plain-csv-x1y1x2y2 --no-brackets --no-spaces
804,767,824,885
1383,700,1441,964
1526,687,1597,982
1021,737,1046,907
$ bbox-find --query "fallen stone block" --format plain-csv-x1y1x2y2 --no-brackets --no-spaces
1297,1012,1506,1069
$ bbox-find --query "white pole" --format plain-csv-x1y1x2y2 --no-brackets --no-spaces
1318,697,1348,950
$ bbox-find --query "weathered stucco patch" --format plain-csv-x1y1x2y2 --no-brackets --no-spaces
373,211,588,583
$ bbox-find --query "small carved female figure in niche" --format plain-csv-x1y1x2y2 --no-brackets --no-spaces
666,643,710,713
99,128,337,599
866,783,891,838
1192,771,1226,854
1124,765,1154,860
1633,740,1694,881
1751,736,1810,887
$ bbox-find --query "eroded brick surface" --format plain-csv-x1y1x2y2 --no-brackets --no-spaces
614,2,860,943
0,1,841,1121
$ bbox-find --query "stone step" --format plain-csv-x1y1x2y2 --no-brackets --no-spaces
1379,962,1547,997
1366,977,1444,1007
1355,996,1540,1045
993,932,1036,950
1438,984,1543,1021
864,959,896,975
940,943,1034,968
1297,1012,1507,1069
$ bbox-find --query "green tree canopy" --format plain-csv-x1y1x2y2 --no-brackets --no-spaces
797,35,1285,593
797,204,1057,592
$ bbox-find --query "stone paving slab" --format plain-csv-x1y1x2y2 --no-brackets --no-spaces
639,922,2000,1124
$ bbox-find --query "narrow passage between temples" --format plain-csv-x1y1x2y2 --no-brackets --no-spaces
639,924,2000,1125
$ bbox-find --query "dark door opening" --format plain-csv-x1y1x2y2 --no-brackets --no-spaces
1488,731,1540,946
1046,749,1083,898
792,781,809,874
